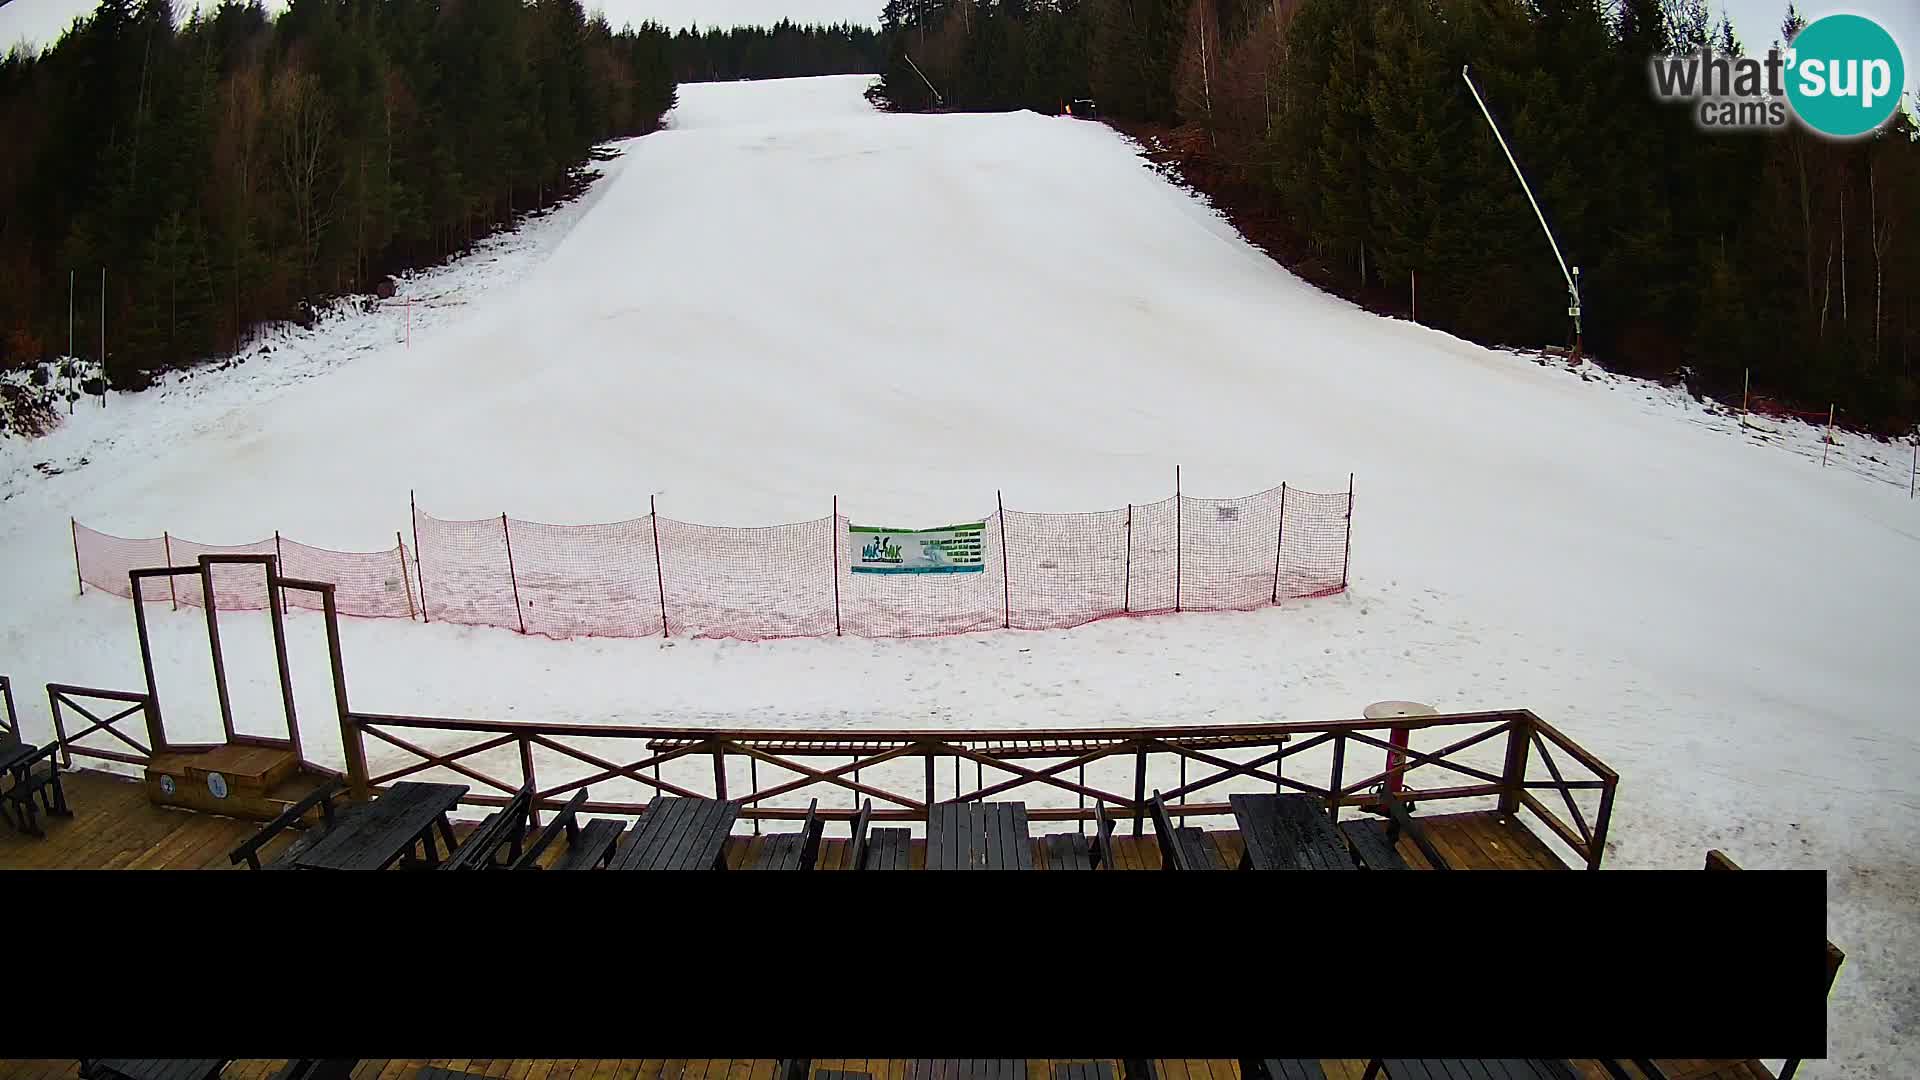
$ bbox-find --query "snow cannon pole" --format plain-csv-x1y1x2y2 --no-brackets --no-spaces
1462,65,1580,360
1911,433,1917,499
1823,405,1835,468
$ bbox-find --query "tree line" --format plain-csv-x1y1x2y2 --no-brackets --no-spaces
671,21,885,83
0,0,679,396
875,0,1920,434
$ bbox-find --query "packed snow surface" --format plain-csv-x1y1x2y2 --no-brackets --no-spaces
0,75,1914,1075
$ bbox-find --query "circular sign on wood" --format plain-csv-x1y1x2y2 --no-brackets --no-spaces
159,775,176,798
207,772,230,800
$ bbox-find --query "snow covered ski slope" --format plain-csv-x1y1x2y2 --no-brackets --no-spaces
0,75,1915,1074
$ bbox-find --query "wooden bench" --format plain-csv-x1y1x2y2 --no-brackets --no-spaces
229,777,349,870
1050,1064,1118,1080
848,799,912,870
1345,790,1453,871
3,740,71,838
78,1061,228,1080
267,1061,359,1080
413,1069,489,1080
1706,849,1845,1080
1239,1059,1329,1080
1148,791,1227,870
510,788,626,870
904,1062,1028,1080
440,782,536,870
750,798,826,870
1362,1061,1577,1079
1042,802,1119,870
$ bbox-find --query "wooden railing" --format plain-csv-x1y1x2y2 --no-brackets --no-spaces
47,683,162,769
341,707,1621,868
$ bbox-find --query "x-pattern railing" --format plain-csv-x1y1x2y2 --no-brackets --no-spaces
46,683,160,769
343,707,1620,867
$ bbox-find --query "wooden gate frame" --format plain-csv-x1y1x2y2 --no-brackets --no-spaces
127,553,349,766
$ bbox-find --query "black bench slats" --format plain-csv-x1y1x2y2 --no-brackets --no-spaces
267,1061,360,1080
3,744,72,837
813,1072,874,1080
904,1062,1029,1080
1043,831,1092,869
1377,793,1455,871
511,789,626,870
1364,1061,1578,1080
1239,1059,1329,1080
1051,1063,1116,1080
1339,818,1410,870
229,777,348,870
867,827,911,869
548,818,625,870
749,799,826,870
441,783,534,870
82,1060,227,1080
1148,792,1226,870
926,801,1033,869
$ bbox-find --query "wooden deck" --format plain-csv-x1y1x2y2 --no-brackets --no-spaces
0,770,1569,872
0,773,1780,1080
0,1058,1778,1080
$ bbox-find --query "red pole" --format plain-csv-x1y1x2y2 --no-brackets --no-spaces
831,496,842,636
1174,465,1182,613
997,491,1011,630
502,512,527,635
411,489,430,623
71,518,83,597
1388,726,1410,796
650,494,668,639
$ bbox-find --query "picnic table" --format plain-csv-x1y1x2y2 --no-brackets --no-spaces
606,795,740,870
284,781,468,871
926,800,1032,870
1230,793,1357,871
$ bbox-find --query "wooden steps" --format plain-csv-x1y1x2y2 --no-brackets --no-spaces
143,744,336,822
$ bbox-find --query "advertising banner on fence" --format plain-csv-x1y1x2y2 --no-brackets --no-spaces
849,521,985,575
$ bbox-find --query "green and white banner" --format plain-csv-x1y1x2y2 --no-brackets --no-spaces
849,521,986,575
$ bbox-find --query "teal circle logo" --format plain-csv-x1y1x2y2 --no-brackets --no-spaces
1786,14,1905,138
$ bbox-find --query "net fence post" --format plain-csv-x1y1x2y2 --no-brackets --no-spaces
650,494,669,639
1342,472,1354,589
397,531,416,620
502,512,526,635
1271,482,1287,604
71,517,83,597
1123,503,1132,613
831,495,842,636
1174,464,1182,613
997,490,1010,630
163,531,177,610
411,489,430,623
274,530,288,613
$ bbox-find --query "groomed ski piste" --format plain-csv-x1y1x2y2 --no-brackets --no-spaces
0,75,1914,1074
